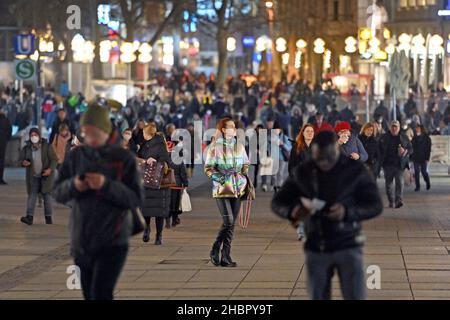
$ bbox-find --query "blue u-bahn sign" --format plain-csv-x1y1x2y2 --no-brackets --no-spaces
13,34,35,55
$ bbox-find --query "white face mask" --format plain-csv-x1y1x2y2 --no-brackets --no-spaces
30,136,40,144
123,134,132,141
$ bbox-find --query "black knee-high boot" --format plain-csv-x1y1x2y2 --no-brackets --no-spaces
210,225,226,266
155,217,164,245
143,217,151,243
220,225,237,267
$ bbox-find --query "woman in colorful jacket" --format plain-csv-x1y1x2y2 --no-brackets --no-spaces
204,118,250,268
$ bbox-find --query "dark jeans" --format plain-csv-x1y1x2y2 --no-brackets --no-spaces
305,247,366,300
74,245,129,300
383,166,404,205
144,216,164,235
214,198,241,250
26,177,53,217
413,162,430,190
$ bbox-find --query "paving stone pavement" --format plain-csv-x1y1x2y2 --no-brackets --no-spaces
0,167,450,300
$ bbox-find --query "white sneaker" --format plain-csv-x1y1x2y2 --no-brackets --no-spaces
262,184,268,192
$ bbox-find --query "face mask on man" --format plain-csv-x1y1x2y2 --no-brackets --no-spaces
30,136,40,144
123,133,132,141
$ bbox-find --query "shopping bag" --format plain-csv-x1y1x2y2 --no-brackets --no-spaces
404,169,413,187
259,157,274,176
180,189,192,213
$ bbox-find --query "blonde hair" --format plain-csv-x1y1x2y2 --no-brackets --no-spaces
143,123,157,137
360,122,375,136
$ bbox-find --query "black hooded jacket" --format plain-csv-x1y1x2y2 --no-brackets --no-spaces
53,140,143,257
272,155,383,253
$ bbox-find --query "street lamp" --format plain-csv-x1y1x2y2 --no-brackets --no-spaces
99,40,112,63
46,41,54,53
227,37,237,52
411,34,426,55
275,37,287,52
398,33,412,53
429,34,444,55
256,36,271,52
138,43,152,63
120,42,137,63
265,1,273,9
313,38,325,54
71,34,95,101
71,34,95,63
345,36,357,53
296,39,307,49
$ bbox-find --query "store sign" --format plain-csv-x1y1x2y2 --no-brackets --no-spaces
439,1,450,19
242,36,255,47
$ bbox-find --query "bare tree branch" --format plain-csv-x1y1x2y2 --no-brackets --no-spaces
148,1,181,46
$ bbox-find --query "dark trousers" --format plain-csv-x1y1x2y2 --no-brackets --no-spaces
383,166,404,205
252,164,259,188
0,143,6,182
305,247,366,300
74,245,128,300
26,177,53,217
144,216,164,235
168,189,182,223
413,162,430,190
214,198,241,252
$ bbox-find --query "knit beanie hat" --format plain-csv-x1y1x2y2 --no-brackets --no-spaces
80,103,112,134
335,121,351,133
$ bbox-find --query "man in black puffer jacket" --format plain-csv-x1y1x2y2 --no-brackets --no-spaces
272,131,383,300
53,104,143,300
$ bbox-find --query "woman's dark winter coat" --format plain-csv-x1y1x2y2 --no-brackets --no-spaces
137,134,173,218
288,143,311,177
358,134,380,169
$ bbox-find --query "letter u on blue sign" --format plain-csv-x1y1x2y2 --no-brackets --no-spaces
14,34,35,55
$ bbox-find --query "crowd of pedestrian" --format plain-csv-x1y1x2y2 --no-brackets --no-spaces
0,71,449,300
